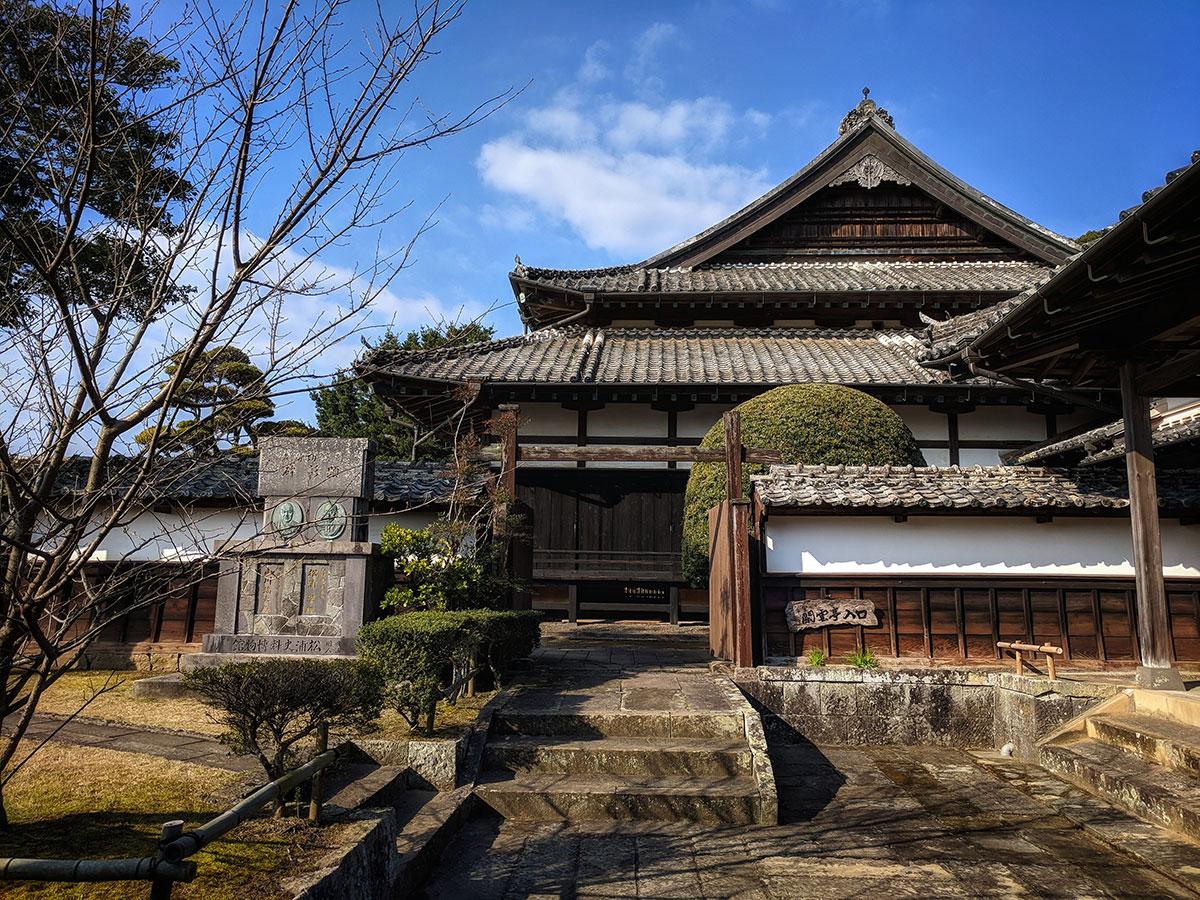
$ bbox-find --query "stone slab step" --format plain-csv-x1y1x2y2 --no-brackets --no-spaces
473,772,761,824
482,734,752,777
1087,713,1200,778
491,710,745,740
1040,735,1200,842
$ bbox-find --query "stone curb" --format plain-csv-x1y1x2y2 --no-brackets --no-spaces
285,808,399,900
711,675,778,826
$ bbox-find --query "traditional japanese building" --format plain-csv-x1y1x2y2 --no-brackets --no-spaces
360,90,1120,619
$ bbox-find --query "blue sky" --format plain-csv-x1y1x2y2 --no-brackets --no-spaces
219,0,1200,422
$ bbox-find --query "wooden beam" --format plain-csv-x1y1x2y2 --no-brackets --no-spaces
1120,361,1178,684
1135,351,1200,397
501,445,784,464
724,410,743,501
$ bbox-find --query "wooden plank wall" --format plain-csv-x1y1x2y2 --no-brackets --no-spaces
760,575,1200,664
708,502,737,660
89,563,220,647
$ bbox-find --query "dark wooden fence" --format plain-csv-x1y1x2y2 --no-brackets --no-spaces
758,574,1200,664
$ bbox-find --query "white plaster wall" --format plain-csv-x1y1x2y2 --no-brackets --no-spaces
893,406,949,442
677,405,734,439
87,507,259,562
83,504,440,561
958,407,1048,442
921,448,952,467
764,515,1200,578
368,510,440,542
517,402,578,437
587,405,668,438
959,448,1004,467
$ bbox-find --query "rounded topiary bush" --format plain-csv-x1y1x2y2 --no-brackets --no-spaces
681,384,925,586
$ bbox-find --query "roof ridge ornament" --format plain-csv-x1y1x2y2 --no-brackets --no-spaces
838,87,895,135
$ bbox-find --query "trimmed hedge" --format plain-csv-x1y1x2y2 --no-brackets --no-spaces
357,610,542,734
682,384,925,586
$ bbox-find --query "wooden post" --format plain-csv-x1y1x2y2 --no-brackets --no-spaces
1120,362,1183,689
723,410,743,501
730,499,754,667
308,723,328,823
498,403,520,499
151,820,185,899
669,585,679,626
568,583,578,624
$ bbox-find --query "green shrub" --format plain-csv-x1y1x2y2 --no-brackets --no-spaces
356,610,542,734
380,523,511,611
357,612,471,735
457,609,543,684
846,647,880,669
805,647,827,667
682,384,925,586
183,658,382,806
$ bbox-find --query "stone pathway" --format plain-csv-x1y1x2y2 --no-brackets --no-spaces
420,739,1200,899
10,713,256,771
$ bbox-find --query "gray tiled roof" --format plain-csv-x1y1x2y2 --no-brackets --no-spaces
752,464,1200,512
918,293,1031,362
514,260,1053,295
363,326,953,387
56,457,458,505
1008,412,1200,467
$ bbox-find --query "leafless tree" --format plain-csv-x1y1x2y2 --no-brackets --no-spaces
0,0,512,825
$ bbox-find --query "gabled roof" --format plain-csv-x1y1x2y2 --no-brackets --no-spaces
359,325,954,393
511,99,1078,327
634,112,1078,270
752,463,1200,514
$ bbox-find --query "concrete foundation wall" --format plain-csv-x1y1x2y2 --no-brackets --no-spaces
736,667,1121,759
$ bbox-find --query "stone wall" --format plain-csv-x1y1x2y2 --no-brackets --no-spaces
735,666,1121,757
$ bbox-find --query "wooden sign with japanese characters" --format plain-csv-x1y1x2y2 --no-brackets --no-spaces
785,597,878,632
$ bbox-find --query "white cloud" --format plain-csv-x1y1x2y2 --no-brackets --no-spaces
625,23,677,93
478,85,772,258
577,41,609,84
478,137,768,257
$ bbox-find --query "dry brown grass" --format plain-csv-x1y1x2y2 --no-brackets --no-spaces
0,742,347,900
34,671,223,736
36,670,494,743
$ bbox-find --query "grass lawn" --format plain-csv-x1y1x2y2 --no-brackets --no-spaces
0,742,348,899
36,669,495,743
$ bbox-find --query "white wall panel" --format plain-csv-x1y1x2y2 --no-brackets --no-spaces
587,405,668,438
677,405,733,439
764,515,1200,578
518,402,578,436
958,407,1047,441
893,406,949,441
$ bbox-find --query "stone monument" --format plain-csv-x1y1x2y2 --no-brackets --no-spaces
198,437,385,659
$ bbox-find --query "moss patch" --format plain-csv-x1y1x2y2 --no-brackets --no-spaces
1,742,349,900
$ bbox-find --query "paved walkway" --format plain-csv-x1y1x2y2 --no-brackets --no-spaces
418,742,1200,899
10,713,256,771
506,645,730,715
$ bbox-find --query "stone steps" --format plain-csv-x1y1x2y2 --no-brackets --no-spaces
1040,734,1200,843
483,734,752,777
473,771,761,824
1086,712,1200,778
490,710,745,740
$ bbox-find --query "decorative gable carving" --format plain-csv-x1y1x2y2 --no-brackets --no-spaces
828,155,911,190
